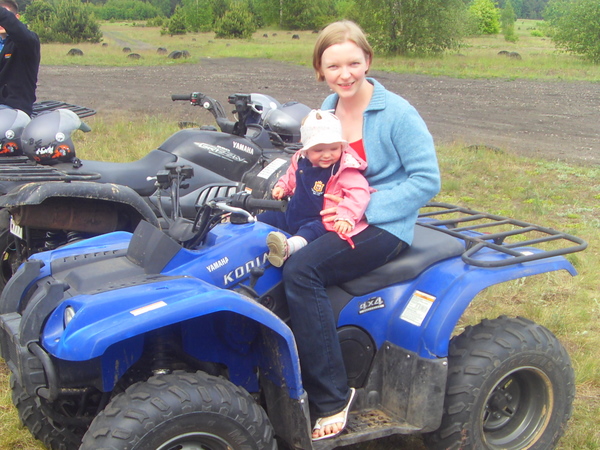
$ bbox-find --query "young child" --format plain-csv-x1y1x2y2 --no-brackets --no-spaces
262,109,371,267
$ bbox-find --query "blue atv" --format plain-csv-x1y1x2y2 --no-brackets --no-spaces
0,167,587,450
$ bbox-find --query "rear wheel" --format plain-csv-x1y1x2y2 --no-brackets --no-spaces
424,316,574,450
80,371,276,450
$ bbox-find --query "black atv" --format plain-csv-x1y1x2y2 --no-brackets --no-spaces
0,92,311,290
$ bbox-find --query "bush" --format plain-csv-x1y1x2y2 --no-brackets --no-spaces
214,4,257,39
545,0,600,63
164,6,187,35
469,0,501,35
26,0,101,43
92,0,161,21
360,0,467,55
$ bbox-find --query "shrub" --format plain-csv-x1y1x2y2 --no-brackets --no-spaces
545,0,600,63
359,0,467,55
214,4,257,39
26,0,101,43
469,0,501,35
164,6,187,35
92,0,161,21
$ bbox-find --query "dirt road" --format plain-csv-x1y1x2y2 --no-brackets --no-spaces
36,59,599,165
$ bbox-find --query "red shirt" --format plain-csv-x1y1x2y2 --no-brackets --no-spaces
349,139,366,161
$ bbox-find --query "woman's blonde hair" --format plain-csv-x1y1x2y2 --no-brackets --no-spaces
313,20,373,82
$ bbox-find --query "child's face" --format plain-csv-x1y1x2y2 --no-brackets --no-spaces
305,142,343,168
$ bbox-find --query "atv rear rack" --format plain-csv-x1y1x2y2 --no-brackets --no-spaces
418,202,587,268
0,158,100,182
32,101,96,119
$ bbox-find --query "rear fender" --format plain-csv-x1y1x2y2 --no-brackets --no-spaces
42,277,302,397
384,252,577,358
0,181,159,232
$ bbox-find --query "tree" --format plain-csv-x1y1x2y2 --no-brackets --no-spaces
180,0,214,31
166,5,187,34
469,0,501,35
545,0,600,63
214,3,257,38
497,0,523,17
92,0,162,21
501,0,518,42
26,0,101,43
359,0,468,55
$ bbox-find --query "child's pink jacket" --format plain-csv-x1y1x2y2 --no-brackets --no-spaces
275,146,371,243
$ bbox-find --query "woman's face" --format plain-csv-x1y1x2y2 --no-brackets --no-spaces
320,40,371,100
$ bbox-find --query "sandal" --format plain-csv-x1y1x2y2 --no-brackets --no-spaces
312,388,356,441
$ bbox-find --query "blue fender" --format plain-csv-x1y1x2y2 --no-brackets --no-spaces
41,276,302,397
384,251,578,358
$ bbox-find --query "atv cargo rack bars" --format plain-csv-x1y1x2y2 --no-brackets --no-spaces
0,158,100,182
418,202,587,268
32,101,96,119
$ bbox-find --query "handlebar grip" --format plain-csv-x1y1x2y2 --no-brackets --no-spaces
245,197,287,212
171,94,191,101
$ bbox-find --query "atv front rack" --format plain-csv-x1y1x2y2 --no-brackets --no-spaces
0,158,100,182
418,202,587,268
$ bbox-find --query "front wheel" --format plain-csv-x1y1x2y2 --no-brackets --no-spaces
80,371,277,450
424,316,575,450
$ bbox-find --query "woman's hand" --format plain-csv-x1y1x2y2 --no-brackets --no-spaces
321,193,343,222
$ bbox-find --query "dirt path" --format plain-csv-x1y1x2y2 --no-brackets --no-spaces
36,59,600,165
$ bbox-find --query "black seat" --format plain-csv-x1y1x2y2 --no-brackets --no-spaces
55,150,177,196
339,225,465,297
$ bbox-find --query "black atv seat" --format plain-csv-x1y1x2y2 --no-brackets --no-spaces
54,150,177,197
339,225,465,297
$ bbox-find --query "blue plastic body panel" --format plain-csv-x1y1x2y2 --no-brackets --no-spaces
25,217,579,393
338,246,577,358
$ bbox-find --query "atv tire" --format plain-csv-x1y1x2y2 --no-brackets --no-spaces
424,316,574,450
10,375,73,450
80,370,276,450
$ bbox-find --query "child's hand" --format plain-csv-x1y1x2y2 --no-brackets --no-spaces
333,219,353,235
272,186,285,200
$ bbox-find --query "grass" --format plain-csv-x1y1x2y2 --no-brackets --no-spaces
1,19,599,450
38,20,600,82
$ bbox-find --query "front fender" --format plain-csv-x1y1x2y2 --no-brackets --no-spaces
42,277,302,396
0,180,159,229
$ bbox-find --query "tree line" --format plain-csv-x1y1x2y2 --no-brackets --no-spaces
15,0,600,64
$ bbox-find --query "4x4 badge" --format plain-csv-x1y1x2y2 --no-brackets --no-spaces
359,296,385,314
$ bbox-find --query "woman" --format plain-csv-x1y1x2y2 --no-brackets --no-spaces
282,20,441,441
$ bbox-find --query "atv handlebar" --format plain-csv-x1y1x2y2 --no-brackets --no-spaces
228,192,287,213
171,94,192,101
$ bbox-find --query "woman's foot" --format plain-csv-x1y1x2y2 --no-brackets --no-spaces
312,388,356,441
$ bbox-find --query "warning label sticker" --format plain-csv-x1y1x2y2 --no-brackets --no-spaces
400,291,436,327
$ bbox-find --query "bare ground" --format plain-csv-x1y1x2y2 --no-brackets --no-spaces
36,58,600,166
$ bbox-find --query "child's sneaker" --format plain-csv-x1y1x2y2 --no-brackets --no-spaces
267,232,289,267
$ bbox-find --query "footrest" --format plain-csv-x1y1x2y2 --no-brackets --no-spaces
313,409,421,449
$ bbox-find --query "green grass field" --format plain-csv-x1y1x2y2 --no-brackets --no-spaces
40,20,600,82
0,20,599,449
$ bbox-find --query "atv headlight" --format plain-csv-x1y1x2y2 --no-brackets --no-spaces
63,306,76,327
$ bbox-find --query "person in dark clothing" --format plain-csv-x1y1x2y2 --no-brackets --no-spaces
0,0,40,116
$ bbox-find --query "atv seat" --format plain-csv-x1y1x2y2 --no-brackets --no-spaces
339,225,465,297
55,150,177,197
